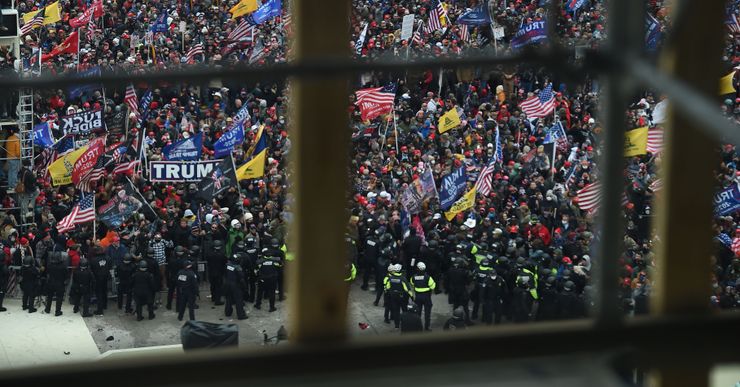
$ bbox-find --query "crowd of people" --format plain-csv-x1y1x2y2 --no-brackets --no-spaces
1,0,739,332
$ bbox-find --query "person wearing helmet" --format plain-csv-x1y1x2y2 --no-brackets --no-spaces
419,239,443,295
20,257,39,313
361,228,381,291
537,276,559,321
167,246,189,310
44,252,68,317
255,245,283,312
344,260,357,283
558,280,585,320
443,306,468,331
411,261,436,331
400,300,423,334
480,269,507,325
512,274,536,323
471,258,494,320
132,260,156,321
176,260,199,321
383,263,413,329
206,240,227,305
447,255,473,325
71,260,94,317
226,219,245,257
91,248,112,316
269,238,287,301
224,254,248,320
242,237,260,303
144,247,162,298
116,254,136,314
401,227,422,274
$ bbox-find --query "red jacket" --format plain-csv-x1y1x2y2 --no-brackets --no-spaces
531,224,552,246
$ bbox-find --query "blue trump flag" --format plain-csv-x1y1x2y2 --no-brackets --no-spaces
510,20,548,49
714,183,740,216
33,122,55,148
438,165,467,210
565,0,588,13
213,122,245,158
645,14,661,51
68,67,101,99
150,10,169,33
456,6,491,26
251,0,282,25
163,132,203,161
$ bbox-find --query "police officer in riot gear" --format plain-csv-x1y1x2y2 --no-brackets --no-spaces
242,237,259,303
176,260,199,321
116,254,136,313
373,246,392,306
90,248,112,316
411,262,436,331
383,264,413,329
255,242,282,312
361,228,381,291
71,259,94,317
206,240,227,305
44,252,68,316
167,246,188,310
224,253,248,320
447,256,473,325
480,269,507,325
132,260,156,321
21,257,40,313
471,258,494,320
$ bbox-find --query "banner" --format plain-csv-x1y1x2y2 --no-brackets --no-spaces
444,187,477,221
401,14,415,41
33,122,55,148
49,146,88,186
251,0,282,24
438,108,461,133
163,132,203,161
71,136,106,186
456,6,491,25
511,20,547,49
720,71,736,95
106,111,126,137
624,126,648,157
150,10,169,32
197,155,239,201
439,166,467,210
61,109,103,135
97,181,144,228
68,67,101,99
23,1,61,25
149,160,223,182
230,0,258,19
715,183,740,216
69,5,95,28
645,13,661,51
400,169,438,214
566,0,588,13
213,122,245,158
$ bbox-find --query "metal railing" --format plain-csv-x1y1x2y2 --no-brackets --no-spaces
0,0,737,386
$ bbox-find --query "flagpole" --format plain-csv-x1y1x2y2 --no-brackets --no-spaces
380,114,391,153
92,194,97,242
76,28,81,72
393,110,399,154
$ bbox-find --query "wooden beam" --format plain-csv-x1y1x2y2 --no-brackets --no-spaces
650,1,725,386
287,0,350,343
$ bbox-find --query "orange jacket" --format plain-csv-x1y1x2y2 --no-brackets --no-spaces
6,134,20,159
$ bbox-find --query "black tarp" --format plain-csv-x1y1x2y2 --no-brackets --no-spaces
180,321,239,350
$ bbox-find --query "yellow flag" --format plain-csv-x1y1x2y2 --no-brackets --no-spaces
444,187,476,221
23,1,62,25
438,109,461,134
236,149,267,180
49,146,87,186
440,2,448,27
719,71,736,95
624,127,649,157
230,0,259,19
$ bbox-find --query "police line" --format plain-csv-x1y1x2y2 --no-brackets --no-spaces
149,160,223,182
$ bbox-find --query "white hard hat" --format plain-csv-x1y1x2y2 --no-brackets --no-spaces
230,219,241,228
205,214,214,224
387,264,395,272
244,212,253,222
394,264,403,272
416,262,426,271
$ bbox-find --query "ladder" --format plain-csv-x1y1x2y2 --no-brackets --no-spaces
17,87,34,161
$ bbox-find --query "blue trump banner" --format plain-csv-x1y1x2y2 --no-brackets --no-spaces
565,0,588,13
33,122,55,148
68,67,101,99
150,10,169,32
439,166,467,210
213,122,245,158
511,20,547,49
163,132,203,161
645,14,661,51
252,0,281,24
456,6,491,25
715,183,740,216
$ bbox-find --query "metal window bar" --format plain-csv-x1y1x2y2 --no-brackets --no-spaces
0,0,735,386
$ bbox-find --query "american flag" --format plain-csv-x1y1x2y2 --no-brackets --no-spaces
228,19,255,42
249,40,266,64
355,84,397,121
459,24,470,42
113,159,140,175
77,152,115,192
519,84,556,119
125,84,140,120
727,8,740,34
564,164,577,188
20,9,45,36
186,43,205,63
283,13,292,34
576,181,601,213
57,194,96,233
474,161,496,197
649,178,663,193
86,11,96,42
647,126,663,154
425,0,447,34
39,135,75,180
732,235,740,257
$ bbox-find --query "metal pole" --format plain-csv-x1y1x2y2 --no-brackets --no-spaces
393,110,399,154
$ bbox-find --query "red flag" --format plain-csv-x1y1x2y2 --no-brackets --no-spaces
93,0,104,17
69,7,94,28
72,136,106,186
42,30,79,62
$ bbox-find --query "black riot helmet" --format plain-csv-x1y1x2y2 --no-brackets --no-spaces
546,276,556,287
22,257,34,267
235,241,246,252
123,254,133,263
147,247,156,257
175,246,187,257
270,238,280,248
138,260,148,271
190,245,201,255
213,240,224,250
79,259,89,270
183,260,193,269
428,240,439,249
230,254,241,264
564,280,575,292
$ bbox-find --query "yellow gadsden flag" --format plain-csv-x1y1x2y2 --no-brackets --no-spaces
624,126,649,157
719,71,736,95
23,1,62,25
230,0,259,19
444,187,476,221
235,149,266,180
49,146,87,186
438,108,461,134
